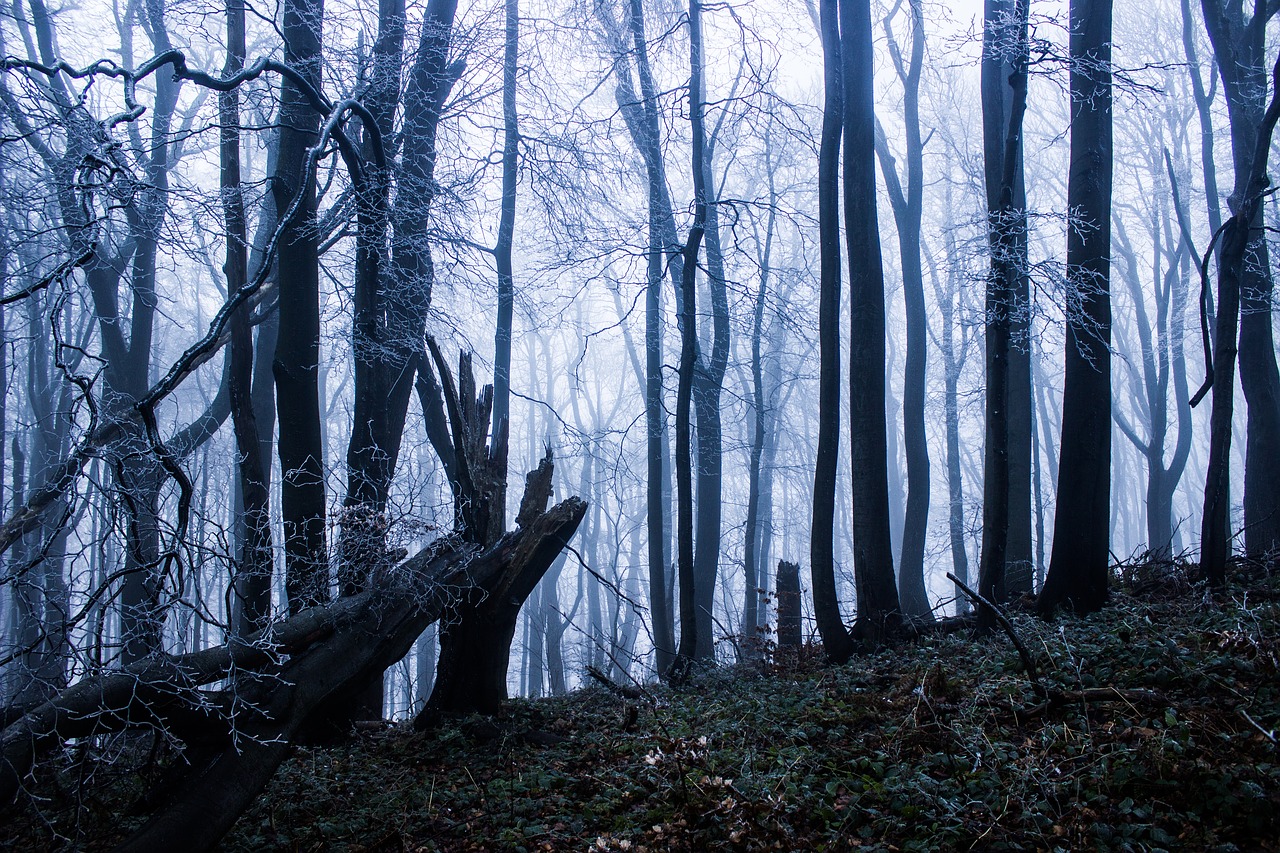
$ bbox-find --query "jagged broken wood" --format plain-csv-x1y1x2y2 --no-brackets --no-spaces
1,494,586,853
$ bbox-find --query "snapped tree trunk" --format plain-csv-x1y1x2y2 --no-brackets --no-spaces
776,560,803,650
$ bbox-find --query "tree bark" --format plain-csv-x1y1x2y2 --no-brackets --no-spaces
811,0,853,663
1040,0,1113,616
491,0,519,447
977,0,1029,627
417,452,585,721
221,0,273,638
776,560,802,650
1197,0,1280,584
841,0,901,645
273,0,328,613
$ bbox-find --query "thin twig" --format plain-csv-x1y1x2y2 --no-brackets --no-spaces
1241,708,1278,745
947,572,1046,700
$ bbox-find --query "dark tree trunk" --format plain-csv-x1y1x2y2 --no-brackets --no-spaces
221,0,272,638
3,495,583,850
841,0,901,644
690,91,731,662
378,0,462,501
418,452,583,721
1040,0,1113,616
337,0,403,603
1203,0,1280,566
273,0,328,613
1197,0,1280,583
491,0,518,445
810,0,853,663
672,0,709,674
977,0,1029,627
776,560,802,650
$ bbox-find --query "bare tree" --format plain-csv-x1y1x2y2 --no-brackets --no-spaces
1040,0,1113,615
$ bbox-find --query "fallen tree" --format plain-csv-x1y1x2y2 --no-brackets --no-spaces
1,478,586,851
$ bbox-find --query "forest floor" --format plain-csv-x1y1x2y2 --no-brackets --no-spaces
9,561,1280,851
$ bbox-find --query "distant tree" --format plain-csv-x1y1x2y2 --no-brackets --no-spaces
1111,147,1193,560
874,0,933,624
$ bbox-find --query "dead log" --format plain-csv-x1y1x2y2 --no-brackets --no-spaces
115,496,584,853
0,493,586,852
0,536,474,805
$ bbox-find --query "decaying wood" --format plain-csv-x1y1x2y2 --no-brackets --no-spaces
417,451,583,723
424,339,509,547
1,478,586,852
413,349,579,723
1010,687,1167,723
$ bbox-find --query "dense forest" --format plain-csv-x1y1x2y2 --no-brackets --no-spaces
0,0,1278,845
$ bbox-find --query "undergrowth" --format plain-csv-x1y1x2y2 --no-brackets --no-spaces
8,569,1280,851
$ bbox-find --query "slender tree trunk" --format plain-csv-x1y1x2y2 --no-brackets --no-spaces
273,0,328,613
810,0,854,662
977,0,1029,626
742,140,778,659
874,0,931,622
491,0,518,445
841,0,900,644
221,0,272,638
543,552,568,694
671,0,709,674
1040,0,1113,615
1197,0,1280,581
928,231,971,614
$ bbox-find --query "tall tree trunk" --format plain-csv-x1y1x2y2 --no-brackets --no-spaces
1040,0,1113,615
874,0,931,623
691,158,729,663
595,0,678,676
928,228,971,614
1198,0,1280,583
273,0,328,613
671,0,709,674
841,0,901,644
742,135,778,659
383,0,462,496
222,0,272,638
977,0,1029,626
491,0,519,448
810,0,853,663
